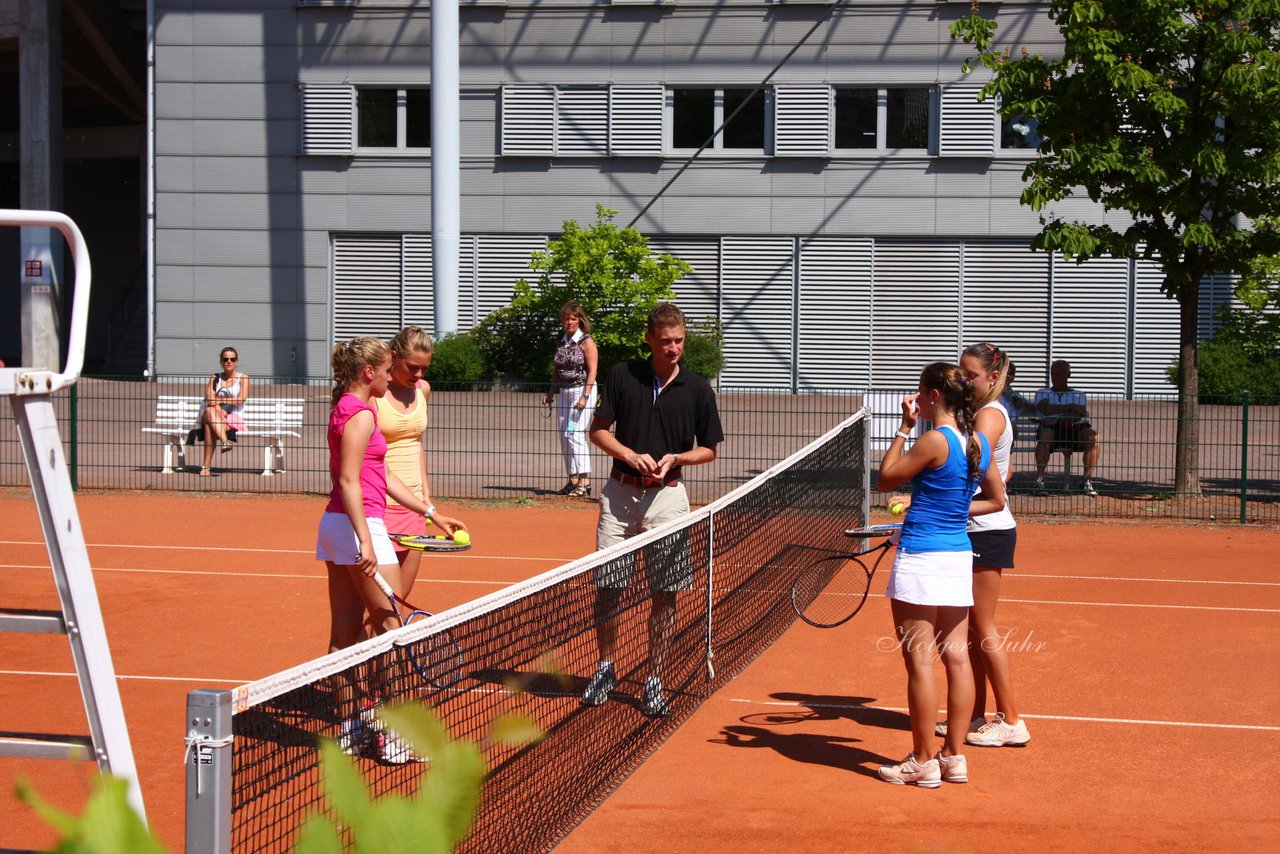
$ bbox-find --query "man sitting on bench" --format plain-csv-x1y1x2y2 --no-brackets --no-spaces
1032,359,1100,497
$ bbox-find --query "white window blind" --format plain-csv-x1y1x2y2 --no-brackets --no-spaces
797,237,872,389
961,240,1051,385
1132,257,1181,395
474,235,548,325
871,240,962,387
557,87,609,156
301,85,355,155
773,85,832,157
1050,254,1130,394
938,84,996,158
649,238,720,327
720,237,796,388
501,85,556,156
609,86,665,156
402,234,434,332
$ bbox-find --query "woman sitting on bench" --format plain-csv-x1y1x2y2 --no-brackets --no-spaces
200,346,252,476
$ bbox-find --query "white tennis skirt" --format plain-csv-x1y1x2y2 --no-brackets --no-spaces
885,549,974,607
316,512,397,566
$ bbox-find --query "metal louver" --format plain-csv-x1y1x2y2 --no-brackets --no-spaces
609,86,665,156
961,241,1051,384
797,237,872,389
773,85,832,157
1050,254,1130,393
557,87,609,157
301,85,354,155
332,235,402,340
720,237,796,388
501,85,556,156
938,84,996,157
871,240,962,387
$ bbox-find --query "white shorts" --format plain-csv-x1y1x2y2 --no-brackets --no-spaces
315,512,397,566
885,549,974,607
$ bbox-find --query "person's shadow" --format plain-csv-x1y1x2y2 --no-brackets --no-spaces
712,692,911,779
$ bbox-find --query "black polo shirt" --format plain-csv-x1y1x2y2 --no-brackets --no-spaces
595,358,724,479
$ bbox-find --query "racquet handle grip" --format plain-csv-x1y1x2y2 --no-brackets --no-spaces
372,571,395,599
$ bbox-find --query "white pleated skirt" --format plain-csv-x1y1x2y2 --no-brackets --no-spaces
885,549,974,607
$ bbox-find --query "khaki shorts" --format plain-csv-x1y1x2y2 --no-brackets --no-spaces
594,477,692,592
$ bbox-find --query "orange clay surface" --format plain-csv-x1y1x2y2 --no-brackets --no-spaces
1,489,1278,852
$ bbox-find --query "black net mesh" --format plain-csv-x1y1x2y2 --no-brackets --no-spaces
223,412,867,852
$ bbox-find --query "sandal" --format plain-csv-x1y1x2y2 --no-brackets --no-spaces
569,481,591,498
220,440,234,454
199,466,212,477
557,480,576,495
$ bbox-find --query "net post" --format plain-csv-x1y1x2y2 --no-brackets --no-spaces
185,689,233,854
860,408,871,527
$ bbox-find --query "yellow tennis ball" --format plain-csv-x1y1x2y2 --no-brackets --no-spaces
452,529,471,546
889,501,905,517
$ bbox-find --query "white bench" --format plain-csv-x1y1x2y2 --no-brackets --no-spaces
140,395,305,476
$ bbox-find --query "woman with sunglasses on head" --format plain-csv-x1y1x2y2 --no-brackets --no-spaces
950,342,1031,748
876,362,1006,787
374,326,467,602
199,346,250,477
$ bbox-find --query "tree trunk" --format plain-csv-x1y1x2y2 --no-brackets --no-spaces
1174,276,1201,496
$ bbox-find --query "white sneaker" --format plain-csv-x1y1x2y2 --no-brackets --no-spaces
878,755,941,788
965,712,1031,747
935,752,968,783
1082,480,1099,497
935,716,985,738
380,727,427,765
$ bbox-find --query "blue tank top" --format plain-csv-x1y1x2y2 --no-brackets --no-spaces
899,425,990,553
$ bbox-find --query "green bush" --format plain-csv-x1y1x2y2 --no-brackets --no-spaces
426,332,486,385
680,318,724,380
474,205,692,382
1167,336,1280,402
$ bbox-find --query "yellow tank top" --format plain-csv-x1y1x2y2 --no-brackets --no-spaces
374,386,428,505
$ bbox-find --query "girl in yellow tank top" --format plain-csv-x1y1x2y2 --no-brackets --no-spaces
376,327,468,601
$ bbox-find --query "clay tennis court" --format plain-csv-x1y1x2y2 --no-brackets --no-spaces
2,488,1277,852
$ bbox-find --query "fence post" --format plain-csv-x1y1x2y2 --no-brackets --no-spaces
69,384,78,491
1239,391,1249,525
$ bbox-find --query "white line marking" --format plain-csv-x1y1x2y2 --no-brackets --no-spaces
0,563,518,585
0,540,572,562
995,596,1280,614
1011,572,1280,587
724,697,1280,732
0,669,244,685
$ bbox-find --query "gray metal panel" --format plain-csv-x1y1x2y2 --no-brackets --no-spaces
1051,254,1130,394
154,46,194,83
1132,257,1180,395
720,236,795,388
186,194,302,231
333,234,403,340
403,234,435,331
649,238,719,327
156,265,195,302
191,265,303,303
935,197,992,235
345,195,432,231
871,239,961,388
797,236,872,389
156,301,196,338
191,47,299,84
192,230,305,267
184,119,303,157
155,155,195,192
198,156,301,194
961,240,1050,382
156,229,195,265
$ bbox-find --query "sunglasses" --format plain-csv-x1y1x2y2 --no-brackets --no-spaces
222,356,238,363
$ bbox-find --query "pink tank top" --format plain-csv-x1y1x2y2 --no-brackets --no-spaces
325,393,388,519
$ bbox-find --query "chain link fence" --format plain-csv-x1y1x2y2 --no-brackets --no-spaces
1,376,1276,523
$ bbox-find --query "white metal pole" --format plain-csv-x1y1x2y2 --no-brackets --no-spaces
431,0,461,338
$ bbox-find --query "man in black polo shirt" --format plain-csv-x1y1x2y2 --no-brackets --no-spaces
581,302,724,717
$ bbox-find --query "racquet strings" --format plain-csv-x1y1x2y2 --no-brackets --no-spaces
792,554,873,629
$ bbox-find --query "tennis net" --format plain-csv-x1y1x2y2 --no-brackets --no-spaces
185,409,869,853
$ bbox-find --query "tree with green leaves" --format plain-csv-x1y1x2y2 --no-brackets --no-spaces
473,205,693,382
952,0,1280,495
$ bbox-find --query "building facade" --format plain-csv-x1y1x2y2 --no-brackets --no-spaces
151,0,1229,393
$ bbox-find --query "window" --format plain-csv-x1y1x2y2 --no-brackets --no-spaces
886,88,930,149
834,88,877,149
1002,114,1041,149
357,87,430,150
671,87,766,151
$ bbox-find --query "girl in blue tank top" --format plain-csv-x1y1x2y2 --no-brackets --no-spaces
873,362,1007,788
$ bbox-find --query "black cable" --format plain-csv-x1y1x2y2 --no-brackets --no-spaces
628,2,848,229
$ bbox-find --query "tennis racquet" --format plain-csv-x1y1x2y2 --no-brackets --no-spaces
392,533,472,552
791,523,902,629
372,572,464,690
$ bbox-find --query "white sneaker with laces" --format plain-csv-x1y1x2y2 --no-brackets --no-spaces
965,712,1031,747
877,755,941,788
935,716,985,738
935,752,968,783
1082,480,1099,497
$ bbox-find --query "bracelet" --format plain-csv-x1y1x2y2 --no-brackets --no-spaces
673,452,680,467
894,430,911,441
424,503,436,519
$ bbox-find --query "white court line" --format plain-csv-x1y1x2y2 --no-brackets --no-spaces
995,595,1280,614
1011,572,1280,587
0,539,570,563
0,563,518,586
0,669,243,685
725,697,1280,732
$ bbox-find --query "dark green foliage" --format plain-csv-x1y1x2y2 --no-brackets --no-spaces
1168,336,1280,401
426,332,486,385
473,205,692,381
680,318,725,380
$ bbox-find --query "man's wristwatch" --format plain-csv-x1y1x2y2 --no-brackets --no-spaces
424,504,436,519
